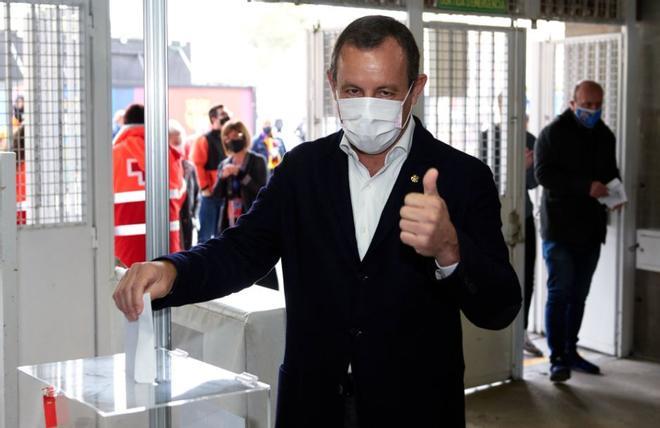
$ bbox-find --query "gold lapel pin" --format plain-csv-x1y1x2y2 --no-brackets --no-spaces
410,174,420,183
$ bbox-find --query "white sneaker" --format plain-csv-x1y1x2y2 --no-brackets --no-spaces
523,332,544,357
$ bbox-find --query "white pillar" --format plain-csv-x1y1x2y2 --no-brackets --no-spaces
0,153,18,428
407,0,425,121
618,0,639,357
143,0,171,425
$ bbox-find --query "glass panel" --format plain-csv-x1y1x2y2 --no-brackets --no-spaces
18,349,270,418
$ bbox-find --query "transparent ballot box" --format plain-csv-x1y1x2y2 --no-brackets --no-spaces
18,349,271,428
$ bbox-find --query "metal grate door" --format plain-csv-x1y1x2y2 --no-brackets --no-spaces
424,21,526,388
424,24,515,196
307,27,341,141
0,1,87,227
559,34,622,138
533,32,624,355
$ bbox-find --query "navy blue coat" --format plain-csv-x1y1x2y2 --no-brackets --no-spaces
154,117,521,428
535,109,620,245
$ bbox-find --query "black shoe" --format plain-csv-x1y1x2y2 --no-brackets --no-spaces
568,352,601,375
550,363,571,382
549,356,571,382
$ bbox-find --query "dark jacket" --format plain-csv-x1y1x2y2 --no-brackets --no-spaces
525,131,538,219
179,159,200,250
154,118,521,428
535,109,620,245
212,150,268,233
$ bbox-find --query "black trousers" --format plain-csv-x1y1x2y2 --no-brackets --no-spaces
524,215,536,329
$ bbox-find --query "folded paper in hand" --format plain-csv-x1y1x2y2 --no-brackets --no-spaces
598,178,627,209
125,293,156,384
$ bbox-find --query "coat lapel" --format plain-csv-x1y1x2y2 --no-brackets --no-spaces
324,137,361,266
362,120,432,264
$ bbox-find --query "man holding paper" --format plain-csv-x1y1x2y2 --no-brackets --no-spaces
535,80,624,383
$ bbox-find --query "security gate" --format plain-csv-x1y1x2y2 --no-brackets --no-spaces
423,22,526,387
533,33,624,356
0,2,112,427
309,22,527,388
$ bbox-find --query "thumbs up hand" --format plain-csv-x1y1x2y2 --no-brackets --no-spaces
399,168,460,266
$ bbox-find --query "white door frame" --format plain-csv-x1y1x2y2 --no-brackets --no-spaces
532,30,634,357
618,0,639,359
422,20,527,385
88,0,115,358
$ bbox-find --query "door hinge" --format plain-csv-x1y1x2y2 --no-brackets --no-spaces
91,227,99,249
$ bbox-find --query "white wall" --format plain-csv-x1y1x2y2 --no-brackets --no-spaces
0,152,18,428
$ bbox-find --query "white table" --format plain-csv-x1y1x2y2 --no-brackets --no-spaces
172,285,286,427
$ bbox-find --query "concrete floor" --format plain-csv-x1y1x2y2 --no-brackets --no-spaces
466,335,660,428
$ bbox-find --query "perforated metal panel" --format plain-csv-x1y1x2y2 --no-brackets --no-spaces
322,30,341,118
539,0,621,22
548,34,622,138
424,25,511,195
0,1,86,227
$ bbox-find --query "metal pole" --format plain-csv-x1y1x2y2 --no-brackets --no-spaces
619,0,639,357
144,0,171,425
407,0,424,121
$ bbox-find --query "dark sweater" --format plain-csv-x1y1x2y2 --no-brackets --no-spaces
534,109,620,244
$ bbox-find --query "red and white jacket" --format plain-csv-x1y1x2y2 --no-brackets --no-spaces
113,125,186,267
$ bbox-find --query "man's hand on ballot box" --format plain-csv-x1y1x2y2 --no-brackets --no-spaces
113,261,176,321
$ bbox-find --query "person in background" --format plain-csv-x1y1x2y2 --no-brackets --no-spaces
112,109,125,139
252,120,286,173
523,115,543,357
12,95,26,224
274,118,284,136
113,104,186,267
191,104,230,242
212,119,278,290
183,133,196,160
0,128,7,151
535,80,623,382
169,119,199,250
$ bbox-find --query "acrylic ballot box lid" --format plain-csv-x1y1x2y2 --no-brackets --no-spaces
17,348,270,417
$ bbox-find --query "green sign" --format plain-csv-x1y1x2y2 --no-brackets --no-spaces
434,0,508,14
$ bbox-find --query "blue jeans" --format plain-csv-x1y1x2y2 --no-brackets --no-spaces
198,196,222,243
542,240,601,361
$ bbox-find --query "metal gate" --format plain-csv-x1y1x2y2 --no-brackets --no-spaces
424,22,526,387
532,33,624,356
0,2,110,427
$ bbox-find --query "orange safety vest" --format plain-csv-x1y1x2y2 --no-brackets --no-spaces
112,125,186,267
264,136,283,170
12,116,26,224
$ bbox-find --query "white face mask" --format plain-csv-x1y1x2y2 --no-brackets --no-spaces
335,85,413,155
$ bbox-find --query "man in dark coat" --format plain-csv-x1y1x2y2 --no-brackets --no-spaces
168,120,200,250
535,80,623,382
114,15,521,428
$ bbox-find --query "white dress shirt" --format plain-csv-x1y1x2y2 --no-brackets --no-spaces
339,119,457,278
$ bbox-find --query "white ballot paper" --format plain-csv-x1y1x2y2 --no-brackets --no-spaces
125,293,156,383
598,178,628,209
